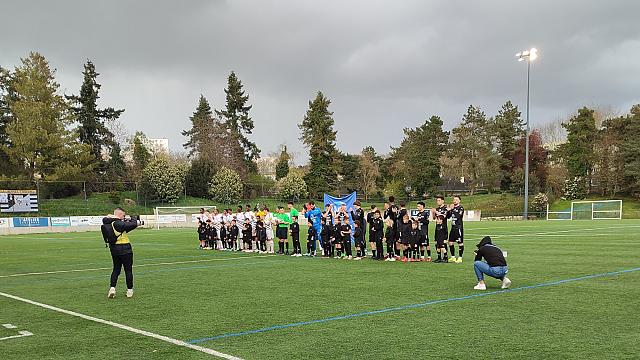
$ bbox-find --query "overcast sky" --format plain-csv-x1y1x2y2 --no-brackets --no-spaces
2,0,639,163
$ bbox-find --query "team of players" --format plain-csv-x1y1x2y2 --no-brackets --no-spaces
195,196,466,263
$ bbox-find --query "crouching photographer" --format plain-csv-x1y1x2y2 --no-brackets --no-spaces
101,207,143,299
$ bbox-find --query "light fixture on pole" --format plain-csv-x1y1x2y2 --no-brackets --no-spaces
515,47,538,220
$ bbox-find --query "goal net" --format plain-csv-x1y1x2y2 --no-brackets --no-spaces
572,200,622,220
547,200,622,220
153,206,217,229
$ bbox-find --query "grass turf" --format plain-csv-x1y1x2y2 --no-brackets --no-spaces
1,220,639,359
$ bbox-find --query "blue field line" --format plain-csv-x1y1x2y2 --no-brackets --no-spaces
186,266,640,344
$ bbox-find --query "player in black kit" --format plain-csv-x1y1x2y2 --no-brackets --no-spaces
414,201,431,262
432,195,449,263
447,195,465,263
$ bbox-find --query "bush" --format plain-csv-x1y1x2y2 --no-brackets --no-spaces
383,179,407,199
245,173,277,199
209,167,243,204
277,172,308,201
531,192,548,213
142,158,187,204
562,177,586,200
185,158,217,198
108,190,122,204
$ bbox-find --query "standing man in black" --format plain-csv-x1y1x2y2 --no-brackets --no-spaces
432,195,449,263
414,201,431,262
447,195,465,263
384,197,399,257
102,207,139,299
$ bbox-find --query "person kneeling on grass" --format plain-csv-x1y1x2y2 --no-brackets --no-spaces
473,236,511,290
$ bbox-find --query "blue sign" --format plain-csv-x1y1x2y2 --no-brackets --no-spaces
51,217,71,227
12,217,49,227
323,192,357,242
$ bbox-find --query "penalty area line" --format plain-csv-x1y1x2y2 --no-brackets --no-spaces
0,291,242,359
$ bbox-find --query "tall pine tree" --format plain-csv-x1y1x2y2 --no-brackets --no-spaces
0,66,17,175
493,101,523,190
299,91,338,198
450,105,500,194
182,95,214,158
131,131,151,180
621,104,640,194
275,145,290,180
359,146,380,201
560,107,598,193
2,52,93,181
67,60,124,169
215,71,259,172
392,115,449,196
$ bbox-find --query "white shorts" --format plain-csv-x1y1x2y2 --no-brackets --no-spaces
266,229,274,240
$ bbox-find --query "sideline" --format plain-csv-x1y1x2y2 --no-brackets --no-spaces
0,291,242,359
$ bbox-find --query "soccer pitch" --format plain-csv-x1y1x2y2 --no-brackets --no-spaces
1,220,639,359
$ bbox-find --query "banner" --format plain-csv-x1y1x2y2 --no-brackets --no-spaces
157,214,187,224
0,190,38,213
0,217,10,228
70,216,104,227
51,217,71,227
12,217,49,227
323,192,357,242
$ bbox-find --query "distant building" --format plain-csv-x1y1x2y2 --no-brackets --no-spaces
143,138,169,154
256,156,278,180
123,137,169,162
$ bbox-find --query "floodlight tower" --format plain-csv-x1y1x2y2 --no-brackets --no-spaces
515,48,538,220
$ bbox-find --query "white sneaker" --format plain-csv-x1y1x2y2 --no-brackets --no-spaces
126,289,134,298
107,287,116,298
501,277,511,289
347,255,353,260
353,257,362,261
473,283,486,290
389,257,396,262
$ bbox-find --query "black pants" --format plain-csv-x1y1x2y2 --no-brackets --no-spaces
110,247,133,289
344,239,352,256
373,234,384,258
293,238,302,254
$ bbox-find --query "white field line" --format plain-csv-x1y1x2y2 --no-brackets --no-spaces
0,330,33,341
465,225,640,237
0,291,241,359
0,255,275,279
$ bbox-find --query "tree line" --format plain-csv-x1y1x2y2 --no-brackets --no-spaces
1,51,639,207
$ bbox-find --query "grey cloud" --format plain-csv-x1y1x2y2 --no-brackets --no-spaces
1,0,639,162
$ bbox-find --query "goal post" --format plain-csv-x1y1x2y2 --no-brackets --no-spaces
547,200,622,221
153,206,217,229
546,203,572,221
571,200,622,220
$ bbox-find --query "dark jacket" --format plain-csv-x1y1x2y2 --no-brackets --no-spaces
475,236,507,267
290,222,300,239
101,217,137,254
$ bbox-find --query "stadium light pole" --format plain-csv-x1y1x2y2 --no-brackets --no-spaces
515,48,538,220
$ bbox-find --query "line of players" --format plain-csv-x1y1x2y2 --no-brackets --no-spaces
195,195,465,263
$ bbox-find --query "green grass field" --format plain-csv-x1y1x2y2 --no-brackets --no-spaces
1,220,639,359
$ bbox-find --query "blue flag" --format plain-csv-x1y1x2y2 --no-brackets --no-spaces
323,192,357,243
